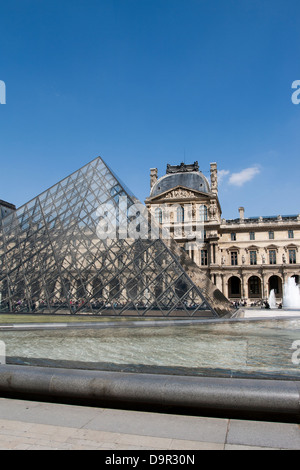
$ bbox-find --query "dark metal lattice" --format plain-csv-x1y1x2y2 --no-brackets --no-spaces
0,157,219,317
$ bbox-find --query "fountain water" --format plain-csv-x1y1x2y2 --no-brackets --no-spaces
283,277,300,309
244,278,300,318
268,289,277,309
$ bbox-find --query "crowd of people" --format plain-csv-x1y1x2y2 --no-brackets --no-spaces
231,299,283,310
1,297,204,314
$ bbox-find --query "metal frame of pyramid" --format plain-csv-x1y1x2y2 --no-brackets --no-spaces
0,157,231,318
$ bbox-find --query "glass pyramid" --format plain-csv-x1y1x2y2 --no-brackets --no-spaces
0,157,230,318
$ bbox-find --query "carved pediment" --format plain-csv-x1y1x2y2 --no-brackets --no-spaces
284,244,298,252
265,244,278,251
149,186,209,202
245,245,259,252
165,188,197,199
227,245,240,253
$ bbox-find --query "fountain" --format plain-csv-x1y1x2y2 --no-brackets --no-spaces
268,289,277,309
242,277,300,318
283,277,300,309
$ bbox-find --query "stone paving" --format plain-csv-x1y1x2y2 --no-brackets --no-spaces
0,397,299,450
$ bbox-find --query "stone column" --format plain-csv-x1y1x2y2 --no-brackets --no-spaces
215,273,223,292
103,285,110,302
262,272,268,299
225,278,229,299
86,282,93,297
261,273,266,300
241,274,245,299
221,274,225,296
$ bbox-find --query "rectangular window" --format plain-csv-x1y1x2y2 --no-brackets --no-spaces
250,250,257,265
231,232,236,241
269,231,274,240
231,251,238,266
269,250,276,265
249,232,255,241
288,230,294,239
200,249,208,266
177,206,184,223
289,249,296,264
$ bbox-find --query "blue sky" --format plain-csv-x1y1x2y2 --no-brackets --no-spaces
0,0,299,218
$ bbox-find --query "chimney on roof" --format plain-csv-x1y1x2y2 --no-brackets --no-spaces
239,207,245,220
150,168,158,189
210,163,218,195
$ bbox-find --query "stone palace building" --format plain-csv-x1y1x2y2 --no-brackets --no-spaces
145,161,300,305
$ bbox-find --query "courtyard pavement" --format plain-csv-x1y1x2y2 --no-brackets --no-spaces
0,397,299,450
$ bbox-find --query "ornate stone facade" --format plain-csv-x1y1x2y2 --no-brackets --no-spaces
145,162,300,305
0,200,16,221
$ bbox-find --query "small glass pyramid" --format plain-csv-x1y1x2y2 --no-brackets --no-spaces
0,157,230,317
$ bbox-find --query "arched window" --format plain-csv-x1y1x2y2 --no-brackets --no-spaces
248,276,261,297
154,207,163,224
199,205,208,222
228,276,241,298
268,275,282,297
177,206,184,223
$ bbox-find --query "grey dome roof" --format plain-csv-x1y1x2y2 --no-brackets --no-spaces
150,171,211,198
